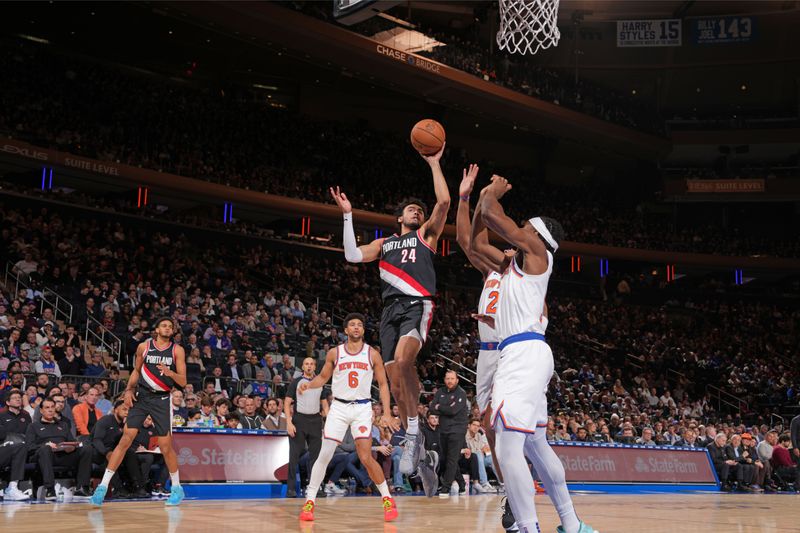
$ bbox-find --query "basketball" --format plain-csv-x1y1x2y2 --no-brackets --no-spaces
410,119,446,155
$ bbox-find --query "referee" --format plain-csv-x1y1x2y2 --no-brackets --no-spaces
284,357,328,498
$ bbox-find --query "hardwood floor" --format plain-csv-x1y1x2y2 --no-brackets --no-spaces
2,493,798,532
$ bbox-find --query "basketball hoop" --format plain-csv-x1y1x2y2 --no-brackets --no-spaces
496,0,561,56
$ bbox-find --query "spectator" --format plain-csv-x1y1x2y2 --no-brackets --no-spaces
58,346,85,376
636,427,657,447
771,434,797,486
677,428,702,449
742,433,767,491
25,398,93,500
707,433,737,491
726,434,756,491
34,346,61,378
262,397,287,431
465,418,496,493
240,396,263,430
171,390,188,427
72,387,103,436
0,392,30,500
84,352,108,377
198,396,219,427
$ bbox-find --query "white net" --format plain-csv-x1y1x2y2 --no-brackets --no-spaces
496,0,561,56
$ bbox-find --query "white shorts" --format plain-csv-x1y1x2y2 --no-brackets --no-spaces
323,401,374,443
476,348,500,414
491,339,552,434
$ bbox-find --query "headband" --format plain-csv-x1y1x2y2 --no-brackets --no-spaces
529,217,558,252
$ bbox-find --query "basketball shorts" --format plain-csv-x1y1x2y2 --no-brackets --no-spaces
379,297,435,363
127,386,172,437
491,339,552,434
323,401,373,442
476,347,500,415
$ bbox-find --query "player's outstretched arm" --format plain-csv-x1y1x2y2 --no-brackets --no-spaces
371,349,400,432
420,143,451,244
480,176,547,275
471,189,511,273
330,186,383,263
298,349,336,393
456,164,493,276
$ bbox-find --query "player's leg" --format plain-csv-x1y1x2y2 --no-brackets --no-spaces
524,430,581,533
354,435,398,521
477,348,503,483
494,425,539,533
303,404,346,510
90,425,138,505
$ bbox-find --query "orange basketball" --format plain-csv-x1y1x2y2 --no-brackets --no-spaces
410,119,446,155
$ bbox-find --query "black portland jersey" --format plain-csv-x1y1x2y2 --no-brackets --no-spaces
379,229,436,300
140,339,176,392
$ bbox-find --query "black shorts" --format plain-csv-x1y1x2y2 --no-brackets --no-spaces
127,386,172,437
379,297,435,363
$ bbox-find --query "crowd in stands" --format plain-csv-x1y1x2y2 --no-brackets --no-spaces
2,192,798,497
2,40,799,258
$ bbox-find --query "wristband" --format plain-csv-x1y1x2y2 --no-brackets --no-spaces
459,194,470,202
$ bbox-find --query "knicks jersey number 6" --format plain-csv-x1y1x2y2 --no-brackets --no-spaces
348,371,359,388
486,290,499,315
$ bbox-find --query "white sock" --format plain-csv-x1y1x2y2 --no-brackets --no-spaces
306,438,338,503
376,481,391,498
495,427,539,530
170,471,181,488
406,416,419,435
524,431,580,533
8,481,18,490
100,468,115,488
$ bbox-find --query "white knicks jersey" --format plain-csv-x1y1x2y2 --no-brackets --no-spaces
331,343,374,401
478,271,502,343
496,251,552,342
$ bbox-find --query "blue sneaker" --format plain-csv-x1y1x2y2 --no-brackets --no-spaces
165,485,184,506
90,485,108,507
556,522,597,533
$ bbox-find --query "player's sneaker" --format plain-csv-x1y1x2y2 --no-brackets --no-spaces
324,481,346,495
398,432,425,475
3,486,29,501
165,485,184,506
535,480,546,494
557,522,597,533
418,449,439,498
501,496,518,532
382,496,398,521
90,485,108,507
299,499,315,521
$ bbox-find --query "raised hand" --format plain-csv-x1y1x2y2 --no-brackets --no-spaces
330,186,352,214
486,174,512,200
421,141,446,165
459,163,479,198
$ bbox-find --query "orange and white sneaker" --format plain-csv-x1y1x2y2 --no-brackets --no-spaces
382,496,399,522
299,499,315,521
534,480,546,494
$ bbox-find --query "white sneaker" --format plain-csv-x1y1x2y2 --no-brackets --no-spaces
450,481,459,496
482,483,497,493
3,486,30,501
473,481,486,493
324,481,346,495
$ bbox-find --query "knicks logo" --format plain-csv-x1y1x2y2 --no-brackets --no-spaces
359,426,368,434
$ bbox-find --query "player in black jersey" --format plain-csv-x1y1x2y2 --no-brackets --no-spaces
330,144,450,496
91,317,187,507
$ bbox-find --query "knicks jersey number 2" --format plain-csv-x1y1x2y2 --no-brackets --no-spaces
486,290,499,315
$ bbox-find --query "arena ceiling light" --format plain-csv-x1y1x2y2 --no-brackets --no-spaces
252,83,279,91
18,34,50,44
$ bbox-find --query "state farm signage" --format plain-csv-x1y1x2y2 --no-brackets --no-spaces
172,430,289,483
553,442,716,484
375,44,442,73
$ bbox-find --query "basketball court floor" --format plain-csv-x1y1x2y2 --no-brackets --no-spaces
2,493,798,532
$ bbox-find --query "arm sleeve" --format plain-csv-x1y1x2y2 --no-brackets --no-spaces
342,213,363,263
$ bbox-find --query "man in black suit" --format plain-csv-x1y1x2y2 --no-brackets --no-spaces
707,433,737,491
222,353,243,382
677,428,703,448
726,433,756,490
241,351,260,380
